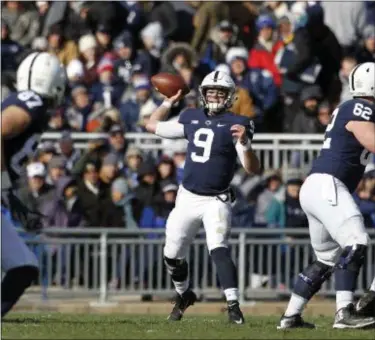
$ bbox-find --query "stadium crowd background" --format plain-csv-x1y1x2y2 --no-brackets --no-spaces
1,1,375,290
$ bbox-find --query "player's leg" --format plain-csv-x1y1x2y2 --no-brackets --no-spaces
163,188,202,321
356,277,375,317
296,174,375,328
203,197,244,324
1,209,39,318
278,211,335,329
308,177,375,328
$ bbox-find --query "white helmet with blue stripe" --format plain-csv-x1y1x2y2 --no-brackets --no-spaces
17,52,67,107
349,62,375,99
199,70,236,113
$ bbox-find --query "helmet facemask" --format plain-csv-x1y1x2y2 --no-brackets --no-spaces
199,86,235,114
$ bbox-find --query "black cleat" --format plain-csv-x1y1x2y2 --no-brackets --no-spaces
277,314,315,329
227,300,245,324
333,303,375,329
356,291,375,317
168,289,197,321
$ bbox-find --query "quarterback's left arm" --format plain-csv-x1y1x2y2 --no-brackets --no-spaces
231,124,260,175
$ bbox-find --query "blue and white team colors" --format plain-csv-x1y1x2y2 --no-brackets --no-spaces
179,108,254,195
2,91,48,185
311,98,375,193
299,63,375,268
1,90,48,271
277,62,375,330
164,107,254,259
1,52,66,273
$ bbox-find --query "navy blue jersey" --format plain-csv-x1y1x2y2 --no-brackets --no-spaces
310,98,375,192
179,108,254,195
2,91,49,185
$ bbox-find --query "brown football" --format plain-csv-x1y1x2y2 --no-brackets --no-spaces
151,73,190,98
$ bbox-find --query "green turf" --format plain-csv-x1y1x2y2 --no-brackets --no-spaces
2,313,374,339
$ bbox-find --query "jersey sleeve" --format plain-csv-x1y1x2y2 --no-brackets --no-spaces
345,100,375,123
2,91,46,123
178,108,193,125
155,121,185,139
177,108,194,139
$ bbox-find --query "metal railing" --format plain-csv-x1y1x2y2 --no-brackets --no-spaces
40,132,328,178
22,228,375,305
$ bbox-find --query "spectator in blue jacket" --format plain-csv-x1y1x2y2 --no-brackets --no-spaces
139,179,178,234
231,186,254,228
226,46,280,130
119,76,159,132
123,146,143,190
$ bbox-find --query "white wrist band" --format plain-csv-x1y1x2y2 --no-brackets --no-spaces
237,139,252,151
161,100,172,109
1,170,12,190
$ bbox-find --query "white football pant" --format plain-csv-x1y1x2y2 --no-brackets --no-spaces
1,208,39,272
163,186,232,259
299,174,369,266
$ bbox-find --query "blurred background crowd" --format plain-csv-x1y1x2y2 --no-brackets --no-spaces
2,1,375,236
2,0,375,294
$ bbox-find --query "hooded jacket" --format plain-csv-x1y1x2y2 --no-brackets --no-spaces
160,42,198,73
41,176,86,228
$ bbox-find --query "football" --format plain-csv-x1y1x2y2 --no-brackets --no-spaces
151,72,190,98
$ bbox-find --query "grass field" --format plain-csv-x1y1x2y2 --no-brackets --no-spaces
2,313,375,339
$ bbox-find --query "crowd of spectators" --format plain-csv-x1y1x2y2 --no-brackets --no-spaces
2,1,375,234
2,0,375,292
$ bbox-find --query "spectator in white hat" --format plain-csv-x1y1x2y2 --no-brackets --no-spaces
78,34,101,86
17,162,54,216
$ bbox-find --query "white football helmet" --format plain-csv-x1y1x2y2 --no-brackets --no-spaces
199,70,236,113
17,52,67,107
349,62,375,99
